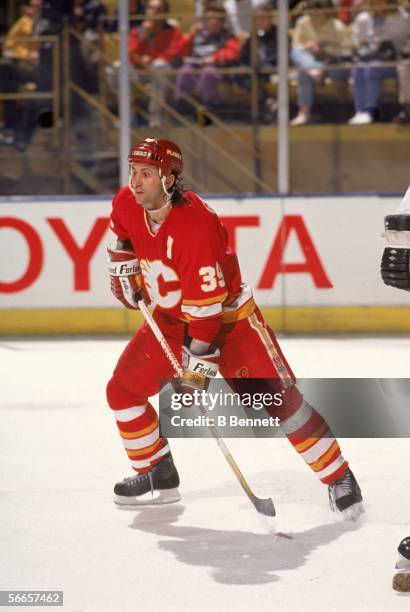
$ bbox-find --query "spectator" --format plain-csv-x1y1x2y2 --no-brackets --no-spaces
3,1,42,65
70,0,107,96
129,0,183,127
1,0,44,149
173,3,241,114
195,0,270,37
349,0,410,125
72,0,107,34
337,0,365,25
290,0,352,126
239,1,278,121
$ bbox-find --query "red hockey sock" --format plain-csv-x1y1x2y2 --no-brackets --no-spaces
107,377,169,473
281,395,348,484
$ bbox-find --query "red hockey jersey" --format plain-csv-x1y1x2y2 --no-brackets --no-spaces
110,188,255,342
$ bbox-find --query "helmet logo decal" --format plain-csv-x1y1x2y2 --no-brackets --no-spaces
166,149,182,160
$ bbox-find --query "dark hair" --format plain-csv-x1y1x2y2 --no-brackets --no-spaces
171,172,185,205
204,2,227,18
149,0,170,12
308,0,333,11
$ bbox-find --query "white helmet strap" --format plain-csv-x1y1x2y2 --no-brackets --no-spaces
161,174,174,200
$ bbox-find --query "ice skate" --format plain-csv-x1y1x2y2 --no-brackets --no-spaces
114,453,181,507
328,467,364,520
393,537,410,592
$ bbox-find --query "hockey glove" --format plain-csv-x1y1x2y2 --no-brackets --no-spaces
181,346,220,392
107,247,148,309
381,215,410,290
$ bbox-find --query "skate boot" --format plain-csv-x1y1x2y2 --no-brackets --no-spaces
393,537,410,592
328,467,364,520
114,453,181,507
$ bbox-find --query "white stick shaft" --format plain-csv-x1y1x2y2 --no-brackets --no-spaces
138,300,183,377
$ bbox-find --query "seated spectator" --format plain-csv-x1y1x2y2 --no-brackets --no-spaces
337,0,365,25
70,0,107,96
129,0,183,127
172,3,241,114
290,0,352,126
195,0,270,37
239,1,278,121
2,0,44,149
349,0,410,125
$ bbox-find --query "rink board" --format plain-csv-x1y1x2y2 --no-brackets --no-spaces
1,194,409,334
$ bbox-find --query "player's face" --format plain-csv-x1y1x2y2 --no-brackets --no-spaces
129,164,165,210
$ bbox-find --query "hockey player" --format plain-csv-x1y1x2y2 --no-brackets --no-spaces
106,137,363,518
381,186,410,591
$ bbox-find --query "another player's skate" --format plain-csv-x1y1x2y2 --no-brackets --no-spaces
393,537,410,592
328,467,364,520
114,453,181,507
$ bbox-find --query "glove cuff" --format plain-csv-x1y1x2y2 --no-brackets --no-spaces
384,230,410,249
182,347,220,391
108,258,140,276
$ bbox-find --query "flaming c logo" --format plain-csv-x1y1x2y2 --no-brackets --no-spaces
236,367,249,378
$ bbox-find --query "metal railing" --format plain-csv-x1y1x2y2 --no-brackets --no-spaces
60,16,277,194
0,2,408,195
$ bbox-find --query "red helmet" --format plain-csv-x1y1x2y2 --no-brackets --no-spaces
128,138,183,176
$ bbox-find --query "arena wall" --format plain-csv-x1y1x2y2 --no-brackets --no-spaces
1,194,409,334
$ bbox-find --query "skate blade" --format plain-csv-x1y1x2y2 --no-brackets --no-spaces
114,487,181,508
393,571,410,593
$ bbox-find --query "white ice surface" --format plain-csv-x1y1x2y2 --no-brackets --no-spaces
1,336,410,611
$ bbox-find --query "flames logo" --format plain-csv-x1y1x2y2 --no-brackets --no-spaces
235,366,249,378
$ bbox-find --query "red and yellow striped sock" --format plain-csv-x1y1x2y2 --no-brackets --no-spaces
114,402,169,473
281,398,348,484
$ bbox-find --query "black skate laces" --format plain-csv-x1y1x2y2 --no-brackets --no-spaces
122,472,153,493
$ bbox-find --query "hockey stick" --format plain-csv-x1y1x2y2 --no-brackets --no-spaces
138,299,275,517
